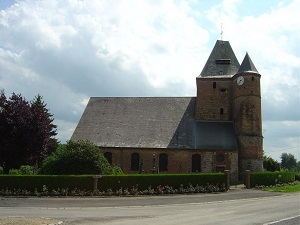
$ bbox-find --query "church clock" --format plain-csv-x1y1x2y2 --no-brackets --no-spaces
237,76,244,85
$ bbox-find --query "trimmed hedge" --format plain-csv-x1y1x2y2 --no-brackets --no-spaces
0,175,93,191
0,173,226,192
250,171,295,188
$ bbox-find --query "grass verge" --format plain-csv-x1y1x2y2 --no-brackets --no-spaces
262,182,300,193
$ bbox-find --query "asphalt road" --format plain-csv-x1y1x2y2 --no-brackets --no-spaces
0,187,299,225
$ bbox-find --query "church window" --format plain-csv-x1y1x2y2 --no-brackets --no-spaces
220,108,224,115
192,154,201,172
213,82,216,89
159,153,168,171
131,153,140,171
104,152,112,165
216,154,225,163
252,76,255,81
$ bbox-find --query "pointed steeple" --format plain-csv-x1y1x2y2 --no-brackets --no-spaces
200,40,240,77
238,52,258,73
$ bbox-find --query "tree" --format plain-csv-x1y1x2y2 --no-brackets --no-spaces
0,92,56,173
39,140,114,175
280,153,297,170
263,155,280,172
31,94,59,154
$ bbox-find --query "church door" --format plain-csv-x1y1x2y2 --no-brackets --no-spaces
192,154,201,172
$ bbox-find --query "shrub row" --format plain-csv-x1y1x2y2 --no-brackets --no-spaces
0,175,92,191
250,171,295,188
0,173,226,192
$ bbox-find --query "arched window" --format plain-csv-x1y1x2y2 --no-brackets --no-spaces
104,152,112,165
159,153,168,172
220,108,224,115
131,153,140,171
213,82,216,89
192,154,201,172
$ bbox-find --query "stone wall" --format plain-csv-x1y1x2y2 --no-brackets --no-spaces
195,77,232,121
100,147,238,175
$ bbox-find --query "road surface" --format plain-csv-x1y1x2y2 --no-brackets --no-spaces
0,187,299,225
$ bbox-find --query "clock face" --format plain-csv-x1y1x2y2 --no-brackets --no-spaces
237,76,244,85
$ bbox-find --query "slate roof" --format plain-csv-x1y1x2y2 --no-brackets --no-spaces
238,52,259,73
71,97,238,150
200,40,240,77
195,122,238,150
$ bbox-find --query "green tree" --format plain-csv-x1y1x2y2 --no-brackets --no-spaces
39,140,114,175
280,153,297,170
263,155,281,172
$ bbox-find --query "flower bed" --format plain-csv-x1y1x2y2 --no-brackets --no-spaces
0,183,227,197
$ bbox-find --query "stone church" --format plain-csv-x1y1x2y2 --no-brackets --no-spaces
71,40,264,179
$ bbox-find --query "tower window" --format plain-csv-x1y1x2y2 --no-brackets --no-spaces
220,108,224,115
216,59,231,64
252,77,255,81
220,88,226,93
213,82,216,89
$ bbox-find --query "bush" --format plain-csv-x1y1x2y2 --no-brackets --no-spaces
39,140,114,175
6,165,34,175
250,171,295,188
111,166,123,175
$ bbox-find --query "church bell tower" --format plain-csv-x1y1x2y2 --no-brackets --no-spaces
196,40,263,174
233,53,263,172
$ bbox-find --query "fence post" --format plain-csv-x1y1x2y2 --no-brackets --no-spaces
93,175,102,192
224,170,230,191
245,170,250,189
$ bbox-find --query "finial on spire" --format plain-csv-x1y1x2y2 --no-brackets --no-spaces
220,23,223,40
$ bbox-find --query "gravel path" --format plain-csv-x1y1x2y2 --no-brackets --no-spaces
0,217,62,225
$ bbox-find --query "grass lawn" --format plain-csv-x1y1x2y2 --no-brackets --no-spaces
262,182,300,193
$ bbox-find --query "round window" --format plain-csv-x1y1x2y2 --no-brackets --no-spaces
216,154,225,163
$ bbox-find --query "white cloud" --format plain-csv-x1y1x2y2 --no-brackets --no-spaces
0,0,299,160
264,121,300,160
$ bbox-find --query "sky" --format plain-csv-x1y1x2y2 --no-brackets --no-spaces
0,0,299,162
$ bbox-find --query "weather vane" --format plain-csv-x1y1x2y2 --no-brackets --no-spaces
221,23,223,40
